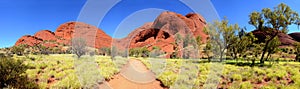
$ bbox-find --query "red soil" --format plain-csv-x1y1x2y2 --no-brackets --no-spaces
99,59,166,89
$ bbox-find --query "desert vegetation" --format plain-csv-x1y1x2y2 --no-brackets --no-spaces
1,54,128,89
2,2,300,89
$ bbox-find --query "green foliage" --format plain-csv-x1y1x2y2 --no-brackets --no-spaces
196,36,202,47
129,47,150,58
249,3,300,64
254,67,266,75
229,31,258,60
183,34,191,48
266,36,281,58
204,40,212,61
11,44,27,56
175,33,182,45
231,74,243,82
0,56,38,88
16,54,128,88
158,70,177,87
99,47,111,56
261,84,277,89
52,73,81,89
150,46,163,58
294,42,300,62
239,81,253,89
207,18,240,61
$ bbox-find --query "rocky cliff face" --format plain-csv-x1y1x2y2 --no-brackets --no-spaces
34,30,56,41
114,11,208,57
15,35,43,46
15,11,208,58
152,11,207,42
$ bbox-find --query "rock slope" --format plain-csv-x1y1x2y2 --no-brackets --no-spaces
15,22,112,48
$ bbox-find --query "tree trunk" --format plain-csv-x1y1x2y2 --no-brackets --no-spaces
260,43,268,64
206,53,211,62
220,51,224,62
260,30,279,64
251,59,255,67
266,52,271,61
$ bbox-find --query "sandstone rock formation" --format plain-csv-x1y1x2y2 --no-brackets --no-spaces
55,22,112,48
15,35,43,46
152,11,208,42
15,22,112,49
289,32,300,42
15,11,208,58
114,11,208,58
252,30,296,46
34,30,56,41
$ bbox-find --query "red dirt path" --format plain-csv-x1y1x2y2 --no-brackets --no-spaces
99,59,166,89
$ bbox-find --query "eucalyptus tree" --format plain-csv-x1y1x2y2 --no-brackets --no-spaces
207,18,240,62
72,38,87,58
248,3,300,64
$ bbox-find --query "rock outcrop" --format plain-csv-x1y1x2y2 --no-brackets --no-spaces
15,22,112,49
34,30,56,41
114,11,208,57
289,32,300,42
152,11,208,42
55,22,112,48
15,35,43,46
252,30,296,46
15,11,208,58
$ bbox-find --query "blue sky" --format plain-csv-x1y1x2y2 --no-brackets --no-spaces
0,0,300,48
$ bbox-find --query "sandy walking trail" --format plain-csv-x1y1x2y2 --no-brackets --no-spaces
99,59,166,89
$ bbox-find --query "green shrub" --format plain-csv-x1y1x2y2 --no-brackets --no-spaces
282,85,299,89
39,82,48,89
260,84,277,89
239,81,253,89
228,81,241,89
241,71,252,81
55,71,66,80
51,73,81,88
158,70,177,87
254,67,266,75
26,69,40,79
0,56,39,88
292,75,300,87
272,69,287,80
253,75,264,84
231,74,242,82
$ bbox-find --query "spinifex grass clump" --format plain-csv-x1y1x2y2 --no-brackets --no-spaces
19,54,128,88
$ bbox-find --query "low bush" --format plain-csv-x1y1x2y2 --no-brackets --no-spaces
158,70,177,87
0,56,38,88
231,74,242,82
254,67,266,75
260,83,277,89
239,81,253,89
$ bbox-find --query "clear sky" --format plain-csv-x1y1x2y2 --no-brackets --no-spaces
0,0,300,48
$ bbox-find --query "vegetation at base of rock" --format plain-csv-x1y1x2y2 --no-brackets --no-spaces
71,38,87,58
0,55,38,88
139,58,300,89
